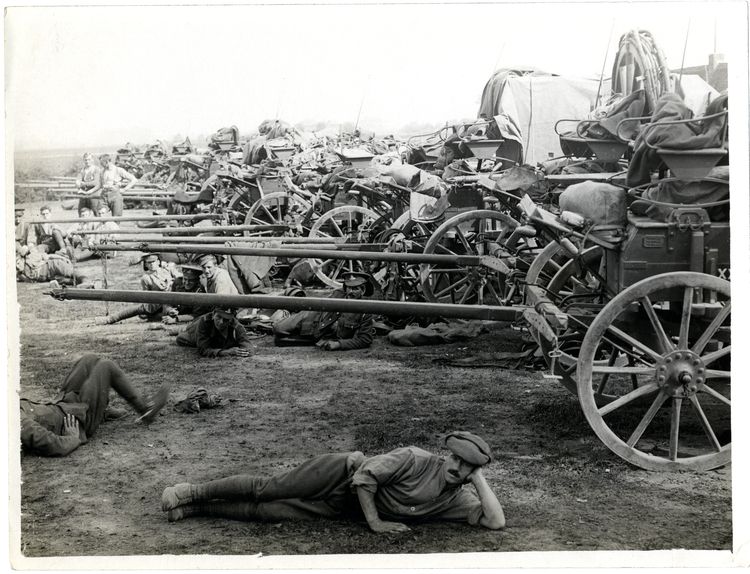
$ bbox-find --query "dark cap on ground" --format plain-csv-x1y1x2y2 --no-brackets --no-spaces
444,431,492,466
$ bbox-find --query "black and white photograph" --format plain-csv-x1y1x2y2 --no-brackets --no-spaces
5,1,749,569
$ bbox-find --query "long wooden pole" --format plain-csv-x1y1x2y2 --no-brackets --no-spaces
79,224,288,235
49,288,524,322
28,214,223,224
92,242,502,266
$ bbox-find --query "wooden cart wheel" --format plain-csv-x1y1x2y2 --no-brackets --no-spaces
577,272,731,471
419,210,521,305
226,184,261,225
525,240,568,287
373,212,439,306
307,205,381,288
243,191,312,237
536,246,613,397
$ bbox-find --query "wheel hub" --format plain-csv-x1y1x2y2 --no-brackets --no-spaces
655,350,706,397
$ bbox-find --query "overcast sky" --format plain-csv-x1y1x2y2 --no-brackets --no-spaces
5,1,747,150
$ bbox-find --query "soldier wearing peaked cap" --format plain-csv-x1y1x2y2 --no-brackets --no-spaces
161,430,504,532
175,307,252,358
197,254,239,296
272,272,375,351
162,263,210,324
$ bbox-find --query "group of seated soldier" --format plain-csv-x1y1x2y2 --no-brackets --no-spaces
14,204,120,288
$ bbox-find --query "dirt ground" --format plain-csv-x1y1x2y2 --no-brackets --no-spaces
13,202,732,559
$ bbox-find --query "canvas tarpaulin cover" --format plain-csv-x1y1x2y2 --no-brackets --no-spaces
478,69,602,164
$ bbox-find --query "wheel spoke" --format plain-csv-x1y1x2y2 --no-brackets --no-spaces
486,282,503,305
258,204,276,222
692,304,731,354
595,351,619,395
330,259,346,281
433,244,459,256
678,286,694,349
591,366,654,376
330,218,345,238
701,345,731,366
454,227,474,254
477,283,485,305
458,280,476,305
310,258,335,272
640,296,674,354
688,395,722,452
669,398,682,461
700,383,731,407
705,369,730,379
605,324,663,362
625,390,669,447
599,382,660,417
434,276,470,298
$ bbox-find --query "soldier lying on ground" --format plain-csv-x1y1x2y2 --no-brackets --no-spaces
96,253,175,324
16,244,93,288
161,431,505,532
175,307,252,358
20,354,169,456
273,274,375,351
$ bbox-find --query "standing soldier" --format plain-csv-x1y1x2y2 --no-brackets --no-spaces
90,153,137,216
76,152,103,213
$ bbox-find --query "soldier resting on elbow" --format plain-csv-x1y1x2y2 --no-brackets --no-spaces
161,431,505,531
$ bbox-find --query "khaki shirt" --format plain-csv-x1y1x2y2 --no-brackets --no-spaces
352,446,483,524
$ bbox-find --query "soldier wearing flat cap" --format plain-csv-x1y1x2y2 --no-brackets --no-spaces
162,262,210,324
197,254,239,296
175,307,252,358
272,272,376,351
161,430,504,531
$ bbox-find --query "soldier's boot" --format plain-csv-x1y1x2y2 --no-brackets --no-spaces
167,501,258,523
161,483,195,511
97,306,142,325
132,385,170,425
